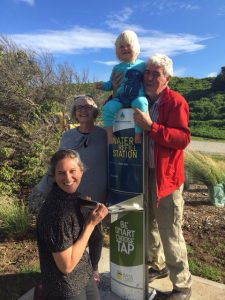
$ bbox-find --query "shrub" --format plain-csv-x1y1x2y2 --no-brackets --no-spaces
0,181,20,196
0,147,15,159
20,138,60,186
185,151,225,207
0,196,31,238
0,164,17,181
185,151,225,186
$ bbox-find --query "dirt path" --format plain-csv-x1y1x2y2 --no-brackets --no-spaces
187,140,225,155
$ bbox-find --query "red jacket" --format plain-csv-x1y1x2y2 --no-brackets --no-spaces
149,87,190,202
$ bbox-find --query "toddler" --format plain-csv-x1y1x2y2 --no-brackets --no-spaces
96,30,148,143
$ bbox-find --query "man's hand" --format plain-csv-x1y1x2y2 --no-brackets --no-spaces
133,108,153,131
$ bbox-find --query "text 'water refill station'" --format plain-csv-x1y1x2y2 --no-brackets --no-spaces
108,108,152,300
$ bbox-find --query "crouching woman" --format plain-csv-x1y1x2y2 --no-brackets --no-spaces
36,149,108,300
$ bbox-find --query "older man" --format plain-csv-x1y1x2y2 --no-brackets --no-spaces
134,53,192,300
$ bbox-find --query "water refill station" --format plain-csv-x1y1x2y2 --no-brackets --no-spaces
108,109,155,300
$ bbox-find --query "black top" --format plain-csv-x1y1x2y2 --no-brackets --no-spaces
37,184,93,298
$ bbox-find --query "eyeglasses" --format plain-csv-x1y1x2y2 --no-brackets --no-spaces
75,105,93,111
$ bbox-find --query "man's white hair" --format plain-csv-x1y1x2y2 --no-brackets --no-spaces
147,53,174,77
115,30,140,59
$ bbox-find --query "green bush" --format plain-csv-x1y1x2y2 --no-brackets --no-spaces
21,155,48,185
190,120,225,140
0,196,31,238
20,138,60,186
185,151,225,186
0,147,15,159
0,181,20,196
0,165,17,181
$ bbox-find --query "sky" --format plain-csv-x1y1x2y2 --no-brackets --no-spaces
1,0,225,81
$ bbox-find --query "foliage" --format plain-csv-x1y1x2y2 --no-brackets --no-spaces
0,196,31,238
20,137,60,186
18,265,41,274
188,257,224,282
185,151,225,186
188,238,225,282
212,66,225,91
0,182,20,196
190,120,225,139
0,147,15,159
170,76,225,140
0,164,17,181
170,76,213,96
0,35,94,199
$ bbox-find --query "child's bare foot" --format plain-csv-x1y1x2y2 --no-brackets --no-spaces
135,133,142,143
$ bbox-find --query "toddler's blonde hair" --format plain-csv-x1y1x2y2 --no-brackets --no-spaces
115,30,140,60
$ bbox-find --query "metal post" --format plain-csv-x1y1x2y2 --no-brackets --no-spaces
108,108,153,300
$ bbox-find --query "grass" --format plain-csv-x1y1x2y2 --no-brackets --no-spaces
0,196,31,238
185,151,225,186
187,237,225,283
18,265,41,274
189,258,224,282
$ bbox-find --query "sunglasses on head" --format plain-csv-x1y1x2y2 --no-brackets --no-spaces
74,95,97,109
74,94,93,101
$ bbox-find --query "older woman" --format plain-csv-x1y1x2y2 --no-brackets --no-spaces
29,95,108,283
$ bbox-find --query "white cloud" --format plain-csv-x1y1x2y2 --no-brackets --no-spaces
105,20,147,33
107,7,133,23
104,2,200,32
139,31,211,57
95,60,118,66
17,0,35,6
11,26,116,54
207,72,217,77
105,7,143,32
145,0,200,15
10,26,211,59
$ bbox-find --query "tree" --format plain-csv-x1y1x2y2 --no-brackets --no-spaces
212,66,225,91
0,35,95,194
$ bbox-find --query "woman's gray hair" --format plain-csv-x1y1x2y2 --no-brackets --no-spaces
147,53,174,77
70,95,99,122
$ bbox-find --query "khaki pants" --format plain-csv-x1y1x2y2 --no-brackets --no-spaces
148,169,192,290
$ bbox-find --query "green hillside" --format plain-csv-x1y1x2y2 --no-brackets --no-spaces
170,76,225,140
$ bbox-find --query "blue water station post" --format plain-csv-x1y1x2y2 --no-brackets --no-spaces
108,108,154,300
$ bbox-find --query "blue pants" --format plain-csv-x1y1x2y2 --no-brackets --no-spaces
103,96,148,133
